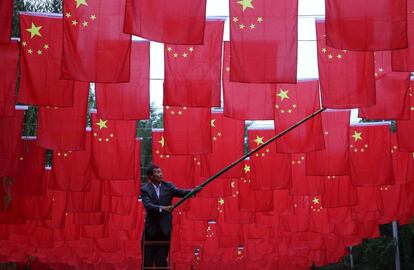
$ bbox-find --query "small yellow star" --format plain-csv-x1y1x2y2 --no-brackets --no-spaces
249,24,255,29
239,24,245,29
231,181,236,188
188,47,194,52
82,21,88,27
158,136,165,147
237,0,254,12
43,44,49,49
312,197,320,204
167,47,172,52
233,17,239,23
352,131,362,142
96,119,108,130
173,53,178,58
337,54,342,59
27,49,33,54
37,50,42,55
321,48,327,53
277,89,289,101
26,22,42,39
218,198,225,205
72,20,78,26
65,12,71,18
90,14,97,20
328,54,333,59
211,119,216,127
182,52,188,58
22,41,27,46
253,135,264,145
244,164,250,173
75,0,88,8
257,17,263,23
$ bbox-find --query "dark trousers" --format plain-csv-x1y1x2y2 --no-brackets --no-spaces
142,227,170,268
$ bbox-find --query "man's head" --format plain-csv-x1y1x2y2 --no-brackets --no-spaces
147,164,163,184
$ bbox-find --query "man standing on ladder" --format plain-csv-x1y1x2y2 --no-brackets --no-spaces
141,164,199,268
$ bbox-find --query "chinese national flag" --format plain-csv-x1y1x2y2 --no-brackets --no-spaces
0,0,12,44
201,111,244,178
378,184,410,224
349,125,394,186
248,129,292,190
0,40,18,116
316,20,376,109
392,0,414,71
49,131,92,192
95,41,150,120
359,51,411,120
152,130,195,188
352,186,383,218
222,42,274,120
321,176,358,208
164,106,212,155
325,0,407,50
164,20,224,107
280,196,310,232
0,110,24,177
62,0,131,82
91,114,137,179
37,82,89,150
390,133,414,184
18,13,74,107
291,154,325,196
306,110,350,176
229,0,298,83
396,83,414,151
124,0,206,44
274,79,325,153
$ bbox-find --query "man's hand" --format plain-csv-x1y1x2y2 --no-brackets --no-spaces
160,205,174,212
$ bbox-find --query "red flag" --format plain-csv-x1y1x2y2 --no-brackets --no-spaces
61,0,131,82
352,186,383,219
396,83,414,151
392,0,414,71
316,20,376,109
222,42,274,120
291,154,325,196
152,130,195,188
325,0,407,50
91,114,137,179
321,176,358,208
0,40,18,116
0,111,24,177
18,13,74,107
248,129,292,190
200,111,244,178
359,51,411,120
164,106,212,155
390,133,414,184
229,0,298,83
186,197,218,221
378,184,411,224
274,79,325,153
164,20,224,107
95,41,150,120
37,82,89,150
67,179,103,213
349,124,394,186
306,110,350,176
0,0,13,44
49,132,91,192
12,139,47,197
124,0,206,44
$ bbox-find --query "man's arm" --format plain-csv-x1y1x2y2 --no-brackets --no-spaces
141,187,174,213
169,183,200,198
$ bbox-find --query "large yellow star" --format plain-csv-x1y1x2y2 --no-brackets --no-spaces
244,164,251,173
277,89,289,102
253,135,264,146
312,197,320,204
75,0,88,8
352,131,362,142
96,119,108,130
26,22,42,39
211,119,216,127
237,0,254,12
158,136,165,147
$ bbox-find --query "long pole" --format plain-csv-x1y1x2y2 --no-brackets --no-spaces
392,221,401,270
173,107,326,209
349,246,354,269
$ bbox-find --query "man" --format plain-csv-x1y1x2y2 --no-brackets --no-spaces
141,164,199,268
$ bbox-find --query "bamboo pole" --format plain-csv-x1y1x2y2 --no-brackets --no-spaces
173,107,327,209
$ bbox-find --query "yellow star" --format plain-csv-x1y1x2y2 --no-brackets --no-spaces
90,14,97,20
244,164,250,173
43,44,49,49
27,49,33,54
233,17,239,23
337,54,342,59
182,52,188,58
75,0,88,8
328,54,333,59
65,12,71,18
211,119,216,127
312,197,320,204
239,24,245,29
237,0,254,12
167,47,172,52
72,20,78,26
26,22,42,39
37,49,42,55
158,136,165,147
218,198,224,205
277,89,289,101
321,48,327,53
82,21,88,27
96,119,108,130
22,41,27,46
249,24,255,29
352,131,362,142
188,47,194,52
253,135,264,145
257,17,263,23
231,181,236,188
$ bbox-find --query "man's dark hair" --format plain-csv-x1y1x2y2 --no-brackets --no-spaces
146,164,160,178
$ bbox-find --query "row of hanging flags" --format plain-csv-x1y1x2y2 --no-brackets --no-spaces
0,0,414,268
